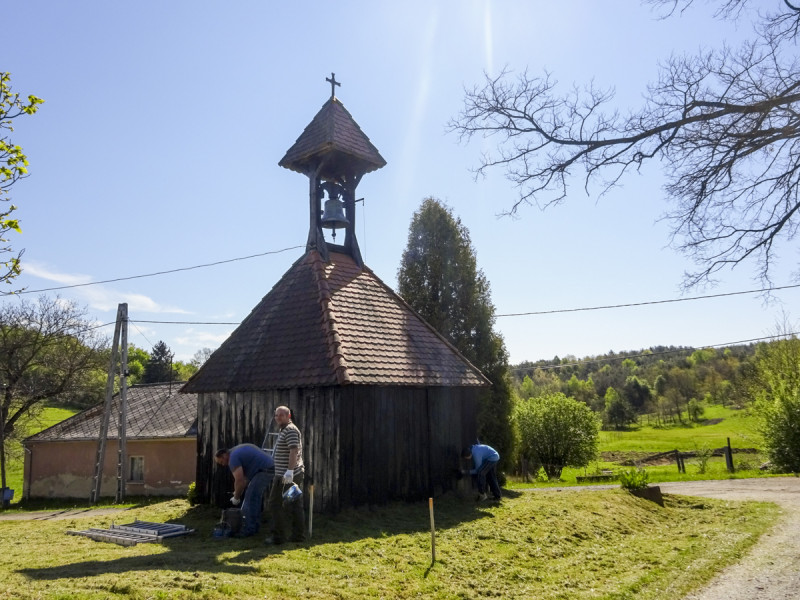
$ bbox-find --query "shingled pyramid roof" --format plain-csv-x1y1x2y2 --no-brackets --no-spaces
181,250,489,392
25,383,197,443
278,97,386,180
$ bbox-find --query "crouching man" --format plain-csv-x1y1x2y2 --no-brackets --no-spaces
462,443,502,501
215,443,274,537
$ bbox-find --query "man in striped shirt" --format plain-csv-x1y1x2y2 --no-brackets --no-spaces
265,405,306,545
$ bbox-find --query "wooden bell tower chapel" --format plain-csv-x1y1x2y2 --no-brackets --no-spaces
278,73,386,268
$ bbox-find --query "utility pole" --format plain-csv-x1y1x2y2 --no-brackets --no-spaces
115,304,129,503
0,382,7,509
90,303,128,504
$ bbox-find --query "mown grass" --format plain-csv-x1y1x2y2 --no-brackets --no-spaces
2,403,81,504
599,405,762,454
0,489,781,600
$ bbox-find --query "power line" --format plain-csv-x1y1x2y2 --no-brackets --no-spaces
130,321,155,350
510,331,799,372
132,320,240,325
9,238,797,320
496,284,800,317
7,245,305,296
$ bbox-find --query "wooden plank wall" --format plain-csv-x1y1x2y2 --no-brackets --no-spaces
337,385,479,507
298,386,340,513
196,387,341,511
197,385,478,511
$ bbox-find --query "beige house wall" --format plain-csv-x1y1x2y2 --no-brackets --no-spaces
23,438,196,499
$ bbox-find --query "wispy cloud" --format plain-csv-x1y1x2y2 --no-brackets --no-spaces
175,328,232,348
23,263,92,286
22,261,190,315
395,6,438,204
483,1,494,77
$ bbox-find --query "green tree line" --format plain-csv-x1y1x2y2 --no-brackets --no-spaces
512,344,758,429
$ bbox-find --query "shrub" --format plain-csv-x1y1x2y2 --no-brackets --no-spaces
515,392,600,479
751,336,800,472
735,458,757,471
687,398,705,422
187,481,199,506
694,446,713,474
618,467,649,491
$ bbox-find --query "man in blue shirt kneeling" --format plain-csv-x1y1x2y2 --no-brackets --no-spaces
215,443,274,537
462,443,502,501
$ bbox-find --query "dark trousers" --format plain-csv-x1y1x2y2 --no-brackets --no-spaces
476,460,502,499
268,472,305,542
240,469,273,535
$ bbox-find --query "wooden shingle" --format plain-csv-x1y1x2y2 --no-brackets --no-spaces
278,97,386,180
182,250,489,393
25,383,197,442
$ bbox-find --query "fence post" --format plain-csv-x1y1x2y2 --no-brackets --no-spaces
675,450,685,474
725,437,735,472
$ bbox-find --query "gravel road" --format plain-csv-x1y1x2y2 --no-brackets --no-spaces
532,477,800,600
659,478,800,600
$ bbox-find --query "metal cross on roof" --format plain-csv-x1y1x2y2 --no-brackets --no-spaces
326,72,341,99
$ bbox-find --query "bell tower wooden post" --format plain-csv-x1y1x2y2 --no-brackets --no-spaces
278,73,386,268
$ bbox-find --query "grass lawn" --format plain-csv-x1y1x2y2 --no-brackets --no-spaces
2,403,81,504
0,489,781,600
509,404,774,489
598,404,762,454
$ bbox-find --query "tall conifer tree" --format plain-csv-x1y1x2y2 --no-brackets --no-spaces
143,340,177,384
398,197,513,468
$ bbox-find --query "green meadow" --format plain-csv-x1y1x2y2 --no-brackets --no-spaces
510,404,771,488
0,489,781,600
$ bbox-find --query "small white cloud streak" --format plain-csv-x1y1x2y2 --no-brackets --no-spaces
483,1,493,77
23,262,92,286
395,7,438,203
172,328,232,362
175,328,232,348
22,260,190,315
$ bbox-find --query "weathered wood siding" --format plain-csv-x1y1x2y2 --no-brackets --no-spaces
196,385,478,511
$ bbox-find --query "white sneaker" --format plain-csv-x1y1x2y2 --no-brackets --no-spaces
478,493,488,501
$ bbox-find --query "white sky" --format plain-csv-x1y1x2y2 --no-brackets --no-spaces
3,1,798,363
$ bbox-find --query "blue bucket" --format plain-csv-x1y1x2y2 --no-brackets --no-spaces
282,483,302,506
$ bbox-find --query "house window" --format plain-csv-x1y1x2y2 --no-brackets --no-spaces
129,456,144,482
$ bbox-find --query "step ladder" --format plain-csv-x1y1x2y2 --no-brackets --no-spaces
261,419,279,457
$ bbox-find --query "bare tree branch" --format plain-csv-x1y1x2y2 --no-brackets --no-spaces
449,0,800,287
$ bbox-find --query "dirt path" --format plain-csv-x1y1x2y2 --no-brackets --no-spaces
0,507,130,521
531,477,800,600
659,478,800,600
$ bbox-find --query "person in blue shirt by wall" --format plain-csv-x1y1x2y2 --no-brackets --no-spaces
462,443,502,501
215,443,274,537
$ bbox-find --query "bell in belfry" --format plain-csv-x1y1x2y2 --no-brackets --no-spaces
320,194,349,240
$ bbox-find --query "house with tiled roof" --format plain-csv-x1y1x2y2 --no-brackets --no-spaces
23,383,197,499
182,77,490,511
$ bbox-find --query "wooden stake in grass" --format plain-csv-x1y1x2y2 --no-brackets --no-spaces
429,497,436,563
309,484,314,538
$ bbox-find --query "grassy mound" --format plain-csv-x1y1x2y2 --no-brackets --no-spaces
1,489,779,599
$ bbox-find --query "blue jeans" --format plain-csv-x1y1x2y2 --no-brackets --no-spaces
241,469,273,535
476,460,502,499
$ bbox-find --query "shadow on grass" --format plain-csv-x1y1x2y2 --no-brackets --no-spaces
19,491,520,581
6,495,172,513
